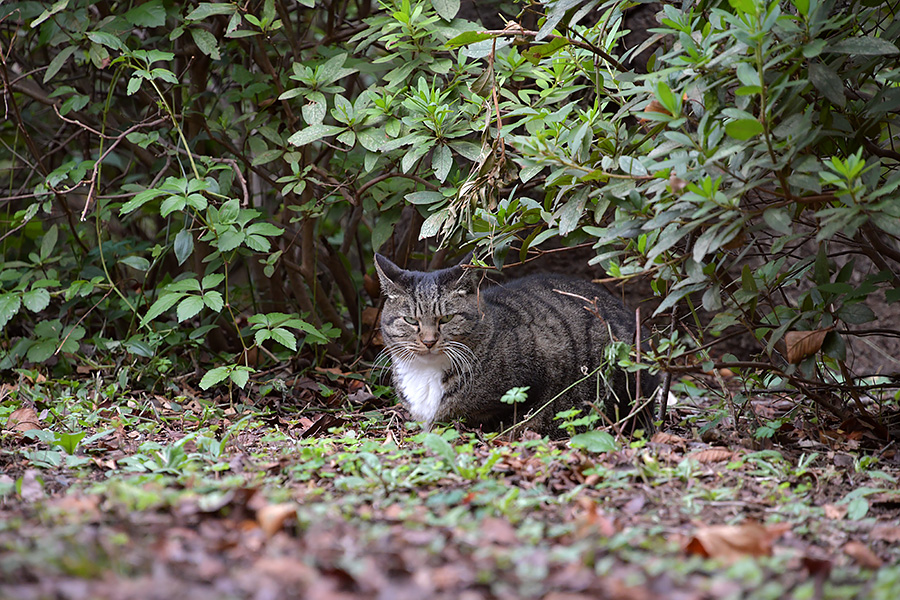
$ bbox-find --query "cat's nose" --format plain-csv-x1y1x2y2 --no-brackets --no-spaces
421,337,437,348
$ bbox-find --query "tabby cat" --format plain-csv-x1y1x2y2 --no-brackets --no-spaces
374,253,656,438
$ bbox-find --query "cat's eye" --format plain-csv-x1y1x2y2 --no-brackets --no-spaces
402,316,418,326
438,314,454,324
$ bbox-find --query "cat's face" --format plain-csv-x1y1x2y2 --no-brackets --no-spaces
374,254,480,359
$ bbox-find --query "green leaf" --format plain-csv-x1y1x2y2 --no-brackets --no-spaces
200,291,223,313
558,189,588,236
837,302,875,325
500,386,530,404
52,431,86,455
432,144,452,182
27,340,57,363
142,292,184,324
177,296,205,322
216,228,245,252
218,198,240,223
317,53,358,86
22,289,51,313
190,28,221,60
254,330,272,346
186,3,237,20
86,31,125,51
246,223,284,237
174,229,194,266
127,75,143,96
287,124,345,146
167,278,202,293
40,224,58,261
432,0,460,21
160,195,186,217
423,433,458,471
569,430,618,453
299,98,326,124
124,0,166,27
725,118,764,140
119,256,150,271
251,149,283,166
618,156,649,176
763,207,792,234
199,366,230,389
536,0,582,41
230,367,251,389
270,328,297,350
202,273,225,289
405,191,444,205
244,235,271,252
0,294,22,329
419,208,449,239
826,37,899,56
809,62,846,107
357,127,389,152
44,46,76,83
846,496,869,520
32,0,69,29
445,31,494,48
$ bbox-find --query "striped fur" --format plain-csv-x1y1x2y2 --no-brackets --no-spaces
375,254,656,437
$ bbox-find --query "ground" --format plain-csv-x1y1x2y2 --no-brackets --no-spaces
1,371,899,600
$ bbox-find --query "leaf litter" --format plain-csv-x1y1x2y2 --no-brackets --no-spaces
1,374,899,599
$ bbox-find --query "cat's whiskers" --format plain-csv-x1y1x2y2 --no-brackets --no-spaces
439,340,476,387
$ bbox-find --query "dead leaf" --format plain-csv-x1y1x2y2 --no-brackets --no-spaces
643,100,671,116
257,503,298,537
253,556,316,585
651,432,687,446
690,448,734,463
668,173,688,193
19,469,45,502
824,504,848,520
6,406,41,433
685,522,791,563
871,523,900,542
622,494,645,515
784,328,832,364
844,541,882,569
575,497,616,538
479,517,518,545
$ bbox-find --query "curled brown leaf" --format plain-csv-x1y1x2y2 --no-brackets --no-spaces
685,522,791,563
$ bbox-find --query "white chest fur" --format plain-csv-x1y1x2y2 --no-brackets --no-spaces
393,353,451,424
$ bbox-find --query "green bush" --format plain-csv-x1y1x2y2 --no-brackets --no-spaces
1,0,898,433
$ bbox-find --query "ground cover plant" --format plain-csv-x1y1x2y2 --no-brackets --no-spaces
2,0,900,597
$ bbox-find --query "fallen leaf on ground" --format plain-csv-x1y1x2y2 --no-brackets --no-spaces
6,406,41,433
623,494,646,515
257,503,298,537
871,523,900,542
844,541,883,568
685,522,791,563
824,504,848,520
690,448,734,463
575,497,616,538
651,432,686,445
19,469,45,502
479,517,518,545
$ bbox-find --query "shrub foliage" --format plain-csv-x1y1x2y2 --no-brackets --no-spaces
1,0,898,433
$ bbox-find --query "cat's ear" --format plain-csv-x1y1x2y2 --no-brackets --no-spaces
445,251,478,295
374,254,406,297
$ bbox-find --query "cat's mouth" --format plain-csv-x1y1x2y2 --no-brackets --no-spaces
416,345,443,355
